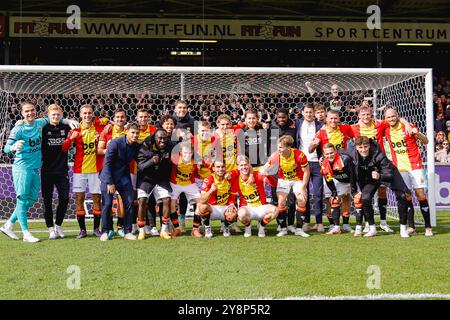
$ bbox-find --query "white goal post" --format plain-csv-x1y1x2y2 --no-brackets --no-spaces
0,66,436,226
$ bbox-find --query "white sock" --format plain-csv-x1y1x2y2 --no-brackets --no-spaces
380,220,387,225
400,224,407,232
161,224,168,233
48,227,54,233
369,225,377,232
4,220,12,229
355,225,362,232
23,230,31,237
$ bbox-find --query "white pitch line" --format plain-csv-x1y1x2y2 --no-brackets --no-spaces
256,293,450,300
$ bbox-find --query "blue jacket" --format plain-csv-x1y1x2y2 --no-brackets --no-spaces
99,135,140,185
296,119,324,159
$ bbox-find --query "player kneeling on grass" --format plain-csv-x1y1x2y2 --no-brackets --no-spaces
99,123,141,241
320,143,354,235
260,135,311,238
230,155,278,238
197,160,238,238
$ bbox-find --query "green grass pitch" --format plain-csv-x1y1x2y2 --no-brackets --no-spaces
0,212,449,299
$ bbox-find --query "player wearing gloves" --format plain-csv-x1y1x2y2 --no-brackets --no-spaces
0,102,78,243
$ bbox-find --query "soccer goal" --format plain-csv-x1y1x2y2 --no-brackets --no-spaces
0,66,436,226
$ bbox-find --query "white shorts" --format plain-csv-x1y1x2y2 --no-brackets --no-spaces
400,170,426,190
170,182,201,203
241,204,273,221
323,178,351,198
73,173,101,194
137,185,171,201
131,173,137,190
210,205,228,221
277,179,303,194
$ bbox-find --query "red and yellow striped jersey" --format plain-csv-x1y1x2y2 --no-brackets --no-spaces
315,124,354,151
98,126,127,170
214,132,237,172
384,122,423,172
170,154,199,186
267,148,309,181
351,120,388,145
201,173,235,206
62,117,109,174
193,135,215,179
229,170,276,207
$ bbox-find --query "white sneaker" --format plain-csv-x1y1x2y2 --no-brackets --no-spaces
150,227,159,236
257,223,266,238
244,225,252,238
425,228,433,237
287,225,296,234
49,228,56,240
131,224,138,235
400,225,410,238
342,224,354,233
354,225,362,237
0,221,19,240
144,225,152,235
326,226,342,235
295,228,310,237
23,232,40,243
364,229,378,237
124,233,137,240
277,228,288,237
55,225,65,238
316,224,325,232
276,225,281,232
100,233,109,241
363,222,370,233
380,223,394,233
327,224,335,231
205,226,213,239
223,227,231,237
230,223,242,233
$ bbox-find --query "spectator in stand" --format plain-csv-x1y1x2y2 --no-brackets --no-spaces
436,131,446,146
435,113,447,133
435,139,450,163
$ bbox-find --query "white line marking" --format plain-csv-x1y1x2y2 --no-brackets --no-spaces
256,293,450,300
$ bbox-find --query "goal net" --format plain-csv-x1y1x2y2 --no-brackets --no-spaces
0,66,436,226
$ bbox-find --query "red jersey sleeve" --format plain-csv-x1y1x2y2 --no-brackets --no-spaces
294,149,309,167
149,125,157,135
341,124,354,138
201,176,214,192
228,192,237,205
62,129,78,152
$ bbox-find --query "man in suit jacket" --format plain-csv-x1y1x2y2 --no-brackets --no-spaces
99,123,141,241
296,103,326,232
